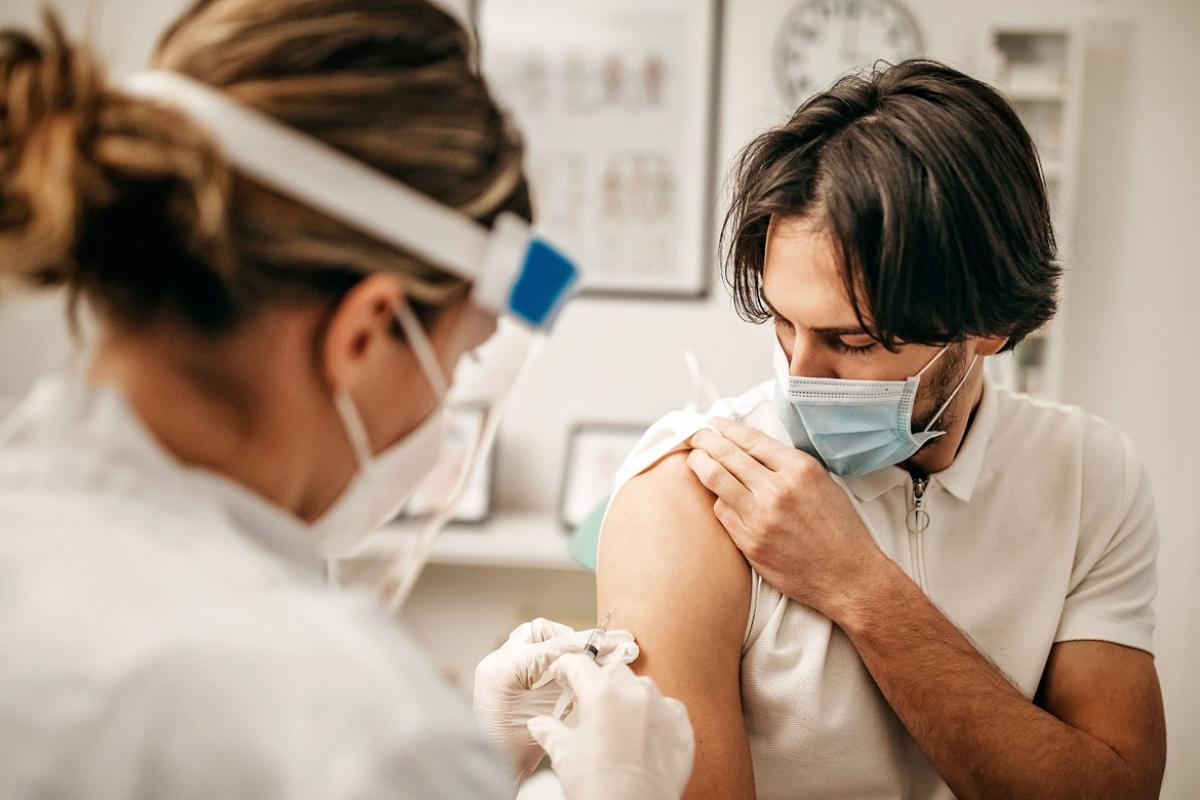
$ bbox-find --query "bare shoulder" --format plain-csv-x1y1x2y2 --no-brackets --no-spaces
597,450,757,799
597,449,751,677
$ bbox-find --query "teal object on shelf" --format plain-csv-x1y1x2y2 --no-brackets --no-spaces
568,495,610,572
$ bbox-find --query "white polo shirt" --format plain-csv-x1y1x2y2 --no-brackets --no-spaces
605,376,1158,800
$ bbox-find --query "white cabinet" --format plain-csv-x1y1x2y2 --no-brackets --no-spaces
979,23,1086,400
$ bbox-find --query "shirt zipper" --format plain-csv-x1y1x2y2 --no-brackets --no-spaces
907,476,930,590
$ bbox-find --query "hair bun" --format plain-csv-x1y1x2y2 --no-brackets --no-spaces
0,10,236,327
0,11,109,287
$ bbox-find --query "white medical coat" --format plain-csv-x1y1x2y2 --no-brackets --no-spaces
0,374,511,799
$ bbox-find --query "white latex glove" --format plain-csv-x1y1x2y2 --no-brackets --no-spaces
527,654,694,800
473,618,639,782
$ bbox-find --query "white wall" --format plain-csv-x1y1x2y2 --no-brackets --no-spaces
1061,4,1200,795
1,0,1196,795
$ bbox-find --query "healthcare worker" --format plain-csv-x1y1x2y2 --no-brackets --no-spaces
0,2,693,798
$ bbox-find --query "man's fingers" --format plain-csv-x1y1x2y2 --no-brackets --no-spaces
711,416,793,470
686,449,753,511
688,428,772,488
713,498,752,546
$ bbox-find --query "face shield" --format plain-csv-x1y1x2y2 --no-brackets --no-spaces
121,71,579,611
360,219,576,611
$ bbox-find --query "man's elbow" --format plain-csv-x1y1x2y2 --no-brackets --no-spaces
1123,747,1166,800
1048,741,1162,800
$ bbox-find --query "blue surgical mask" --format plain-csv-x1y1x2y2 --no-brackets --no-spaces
773,339,977,476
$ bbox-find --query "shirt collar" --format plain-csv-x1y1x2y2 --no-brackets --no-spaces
841,465,909,503
842,377,998,504
931,376,997,502
185,466,327,574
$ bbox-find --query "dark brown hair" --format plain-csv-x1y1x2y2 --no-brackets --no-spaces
0,1,531,334
722,59,1060,351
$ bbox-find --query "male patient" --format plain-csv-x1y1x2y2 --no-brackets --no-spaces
598,60,1165,799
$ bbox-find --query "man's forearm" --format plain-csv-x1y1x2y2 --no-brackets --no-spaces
830,560,1144,800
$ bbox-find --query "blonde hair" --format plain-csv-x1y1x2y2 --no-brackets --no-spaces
0,1,531,333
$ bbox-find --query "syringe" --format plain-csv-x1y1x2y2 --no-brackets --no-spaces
551,609,614,721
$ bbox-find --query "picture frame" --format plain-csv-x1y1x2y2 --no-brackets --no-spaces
402,403,496,525
478,0,723,299
559,422,649,530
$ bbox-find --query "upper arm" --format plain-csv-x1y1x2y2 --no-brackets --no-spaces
597,451,755,800
1036,640,1166,797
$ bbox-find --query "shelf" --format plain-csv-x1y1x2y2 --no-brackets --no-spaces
978,21,1083,403
350,511,584,571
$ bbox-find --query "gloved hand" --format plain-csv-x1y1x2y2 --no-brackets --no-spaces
527,654,695,800
473,618,638,782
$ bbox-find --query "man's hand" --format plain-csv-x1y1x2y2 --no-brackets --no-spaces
685,416,890,620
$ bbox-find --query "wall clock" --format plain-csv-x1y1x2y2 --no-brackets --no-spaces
775,0,923,107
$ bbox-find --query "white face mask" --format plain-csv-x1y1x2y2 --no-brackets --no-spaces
311,302,450,558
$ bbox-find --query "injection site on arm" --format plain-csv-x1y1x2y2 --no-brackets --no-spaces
597,451,756,800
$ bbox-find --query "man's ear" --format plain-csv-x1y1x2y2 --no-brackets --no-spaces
321,274,407,393
974,336,1010,358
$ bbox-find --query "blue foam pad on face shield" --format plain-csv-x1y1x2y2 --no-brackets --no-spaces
508,240,578,328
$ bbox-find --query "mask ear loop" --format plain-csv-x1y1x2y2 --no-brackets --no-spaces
921,354,980,433
394,301,450,400
331,300,448,470
376,300,468,613
333,389,374,469
327,388,375,588
915,344,951,377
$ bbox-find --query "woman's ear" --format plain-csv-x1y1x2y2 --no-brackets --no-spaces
321,274,407,393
